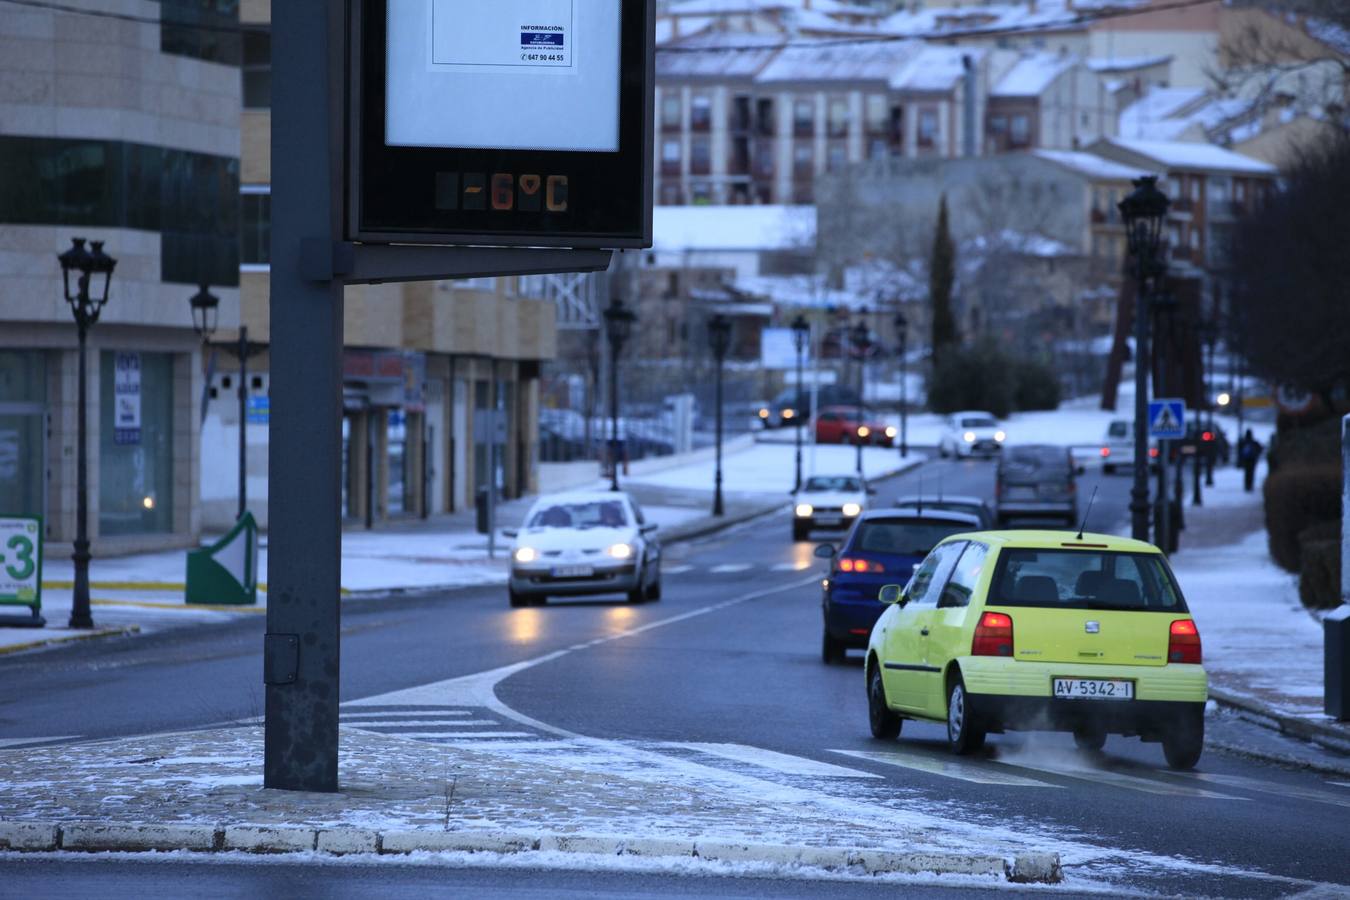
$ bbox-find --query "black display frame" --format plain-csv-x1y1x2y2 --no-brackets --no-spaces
348,0,653,249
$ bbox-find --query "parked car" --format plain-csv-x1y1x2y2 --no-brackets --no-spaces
865,530,1208,769
505,491,661,607
815,406,896,446
1176,421,1230,466
1099,419,1159,474
938,412,1006,459
792,474,873,541
996,444,1081,527
892,494,995,530
758,385,862,428
816,508,981,664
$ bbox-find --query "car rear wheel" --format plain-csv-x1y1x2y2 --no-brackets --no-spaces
867,663,901,739
509,588,527,608
792,520,808,541
1103,463,1116,474
646,576,662,602
946,677,986,755
1162,710,1204,770
821,630,844,665
1073,727,1107,752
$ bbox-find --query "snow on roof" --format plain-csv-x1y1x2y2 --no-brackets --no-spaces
734,273,871,310
890,46,981,92
1119,86,1207,138
1096,138,1278,175
1032,149,1146,181
657,32,785,79
964,229,1075,259
653,205,816,253
1087,54,1172,73
881,0,1144,38
756,38,921,83
665,0,792,15
992,53,1079,97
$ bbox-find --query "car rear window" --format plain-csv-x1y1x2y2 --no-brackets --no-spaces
854,518,972,556
989,548,1186,612
1108,421,1129,438
804,476,861,492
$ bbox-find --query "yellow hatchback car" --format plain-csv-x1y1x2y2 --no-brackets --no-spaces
866,530,1208,769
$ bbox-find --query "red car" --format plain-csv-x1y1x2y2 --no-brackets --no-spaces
815,406,896,446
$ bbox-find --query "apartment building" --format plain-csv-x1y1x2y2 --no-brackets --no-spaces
0,0,241,554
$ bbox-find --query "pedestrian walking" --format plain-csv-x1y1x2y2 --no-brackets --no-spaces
1238,429,1263,492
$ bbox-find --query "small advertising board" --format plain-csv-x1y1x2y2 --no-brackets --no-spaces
349,0,654,249
0,515,43,625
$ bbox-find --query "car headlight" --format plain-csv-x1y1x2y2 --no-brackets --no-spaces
514,547,538,564
781,409,795,419
607,542,633,560
795,503,814,518
1216,392,1231,407
994,430,1006,442
885,426,897,438
963,431,976,442
842,502,862,517
857,426,871,438
758,408,769,418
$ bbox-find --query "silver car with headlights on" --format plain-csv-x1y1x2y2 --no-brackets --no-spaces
506,491,661,607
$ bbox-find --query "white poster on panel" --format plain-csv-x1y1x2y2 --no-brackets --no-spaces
386,0,622,152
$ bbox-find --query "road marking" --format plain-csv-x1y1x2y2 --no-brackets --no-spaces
665,743,880,779
0,735,80,749
710,563,752,574
1330,782,1350,789
340,710,474,719
828,748,1059,787
994,757,1247,800
772,562,811,572
1181,772,1350,809
343,719,498,728
662,564,694,575
375,731,534,740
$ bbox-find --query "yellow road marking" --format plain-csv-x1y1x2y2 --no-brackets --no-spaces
90,598,265,614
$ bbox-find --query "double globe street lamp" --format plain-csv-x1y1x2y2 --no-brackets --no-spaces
789,315,809,492
708,314,732,517
603,296,636,492
1118,175,1170,544
57,238,117,630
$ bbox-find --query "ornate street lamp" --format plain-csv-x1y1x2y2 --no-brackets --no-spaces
1118,176,1170,544
894,311,909,459
790,314,810,491
708,313,732,516
850,315,871,476
57,237,117,630
189,285,260,522
603,296,636,492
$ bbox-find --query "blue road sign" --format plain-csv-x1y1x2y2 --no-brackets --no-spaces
1148,399,1186,440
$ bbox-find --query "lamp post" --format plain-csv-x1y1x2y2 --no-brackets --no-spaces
1118,176,1170,544
895,311,909,458
57,237,117,630
603,296,635,492
708,314,732,516
790,315,809,491
850,316,870,476
1200,316,1219,487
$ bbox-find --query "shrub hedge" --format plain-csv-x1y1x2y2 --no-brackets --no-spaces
926,341,1061,417
1298,524,1342,610
1263,465,1342,573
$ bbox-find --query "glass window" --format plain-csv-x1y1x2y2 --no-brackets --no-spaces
918,109,939,146
990,548,1186,611
690,93,712,130
99,351,175,535
690,137,711,173
386,408,406,516
0,351,47,519
803,475,862,492
242,29,271,109
1010,114,1030,146
794,99,814,133
661,139,681,163
855,518,972,556
161,0,241,65
865,95,888,131
527,499,629,529
939,542,988,608
827,143,847,173
240,190,270,265
904,541,965,607
827,97,849,136
661,94,681,129
0,350,45,404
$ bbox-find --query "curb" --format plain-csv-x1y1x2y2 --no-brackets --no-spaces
0,625,140,657
1209,686,1350,759
0,821,1061,883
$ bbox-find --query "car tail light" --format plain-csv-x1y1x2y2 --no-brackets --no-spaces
972,612,1014,657
1168,619,1202,664
838,558,885,574
1100,447,1111,458
1202,431,1213,442
1148,447,1160,458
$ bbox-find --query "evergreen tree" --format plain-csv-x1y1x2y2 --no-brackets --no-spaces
928,194,959,360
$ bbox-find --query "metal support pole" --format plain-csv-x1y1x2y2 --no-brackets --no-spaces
69,321,93,630
1342,414,1349,606
1205,336,1215,486
238,326,248,520
609,339,620,492
855,352,865,476
713,356,724,517
899,343,908,458
1129,286,1151,543
793,342,803,491
1192,439,1202,506
264,0,344,793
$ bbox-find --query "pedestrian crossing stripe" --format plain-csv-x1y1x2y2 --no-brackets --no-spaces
994,757,1244,800
710,563,753,574
1183,772,1350,809
665,743,880,779
828,748,1059,787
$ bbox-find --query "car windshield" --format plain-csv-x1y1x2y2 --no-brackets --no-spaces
961,417,997,428
990,548,1187,612
853,518,972,557
527,500,629,529
1003,446,1069,474
804,476,861,492
1108,421,1130,438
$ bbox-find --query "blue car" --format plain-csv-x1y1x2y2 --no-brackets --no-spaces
817,508,982,664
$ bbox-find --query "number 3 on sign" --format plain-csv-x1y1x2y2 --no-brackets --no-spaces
6,534,35,581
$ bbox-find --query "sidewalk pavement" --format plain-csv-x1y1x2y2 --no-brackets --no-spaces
1167,462,1350,758
2,440,923,655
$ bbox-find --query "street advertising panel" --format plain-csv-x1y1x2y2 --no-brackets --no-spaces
349,0,654,248
0,515,42,614
113,352,142,445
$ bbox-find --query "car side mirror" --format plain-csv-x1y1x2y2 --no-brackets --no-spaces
878,584,905,605
813,543,837,559
641,523,658,534
502,529,518,539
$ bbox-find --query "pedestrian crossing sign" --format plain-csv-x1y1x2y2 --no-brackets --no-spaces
1148,399,1186,439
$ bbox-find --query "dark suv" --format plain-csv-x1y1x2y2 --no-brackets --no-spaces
995,444,1080,527
758,385,863,428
